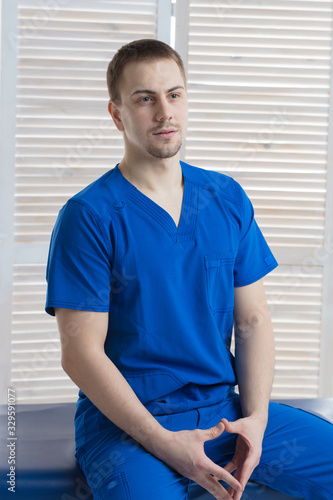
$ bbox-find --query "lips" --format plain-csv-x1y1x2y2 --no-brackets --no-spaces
153,128,177,138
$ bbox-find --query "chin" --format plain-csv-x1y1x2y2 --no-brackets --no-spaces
147,144,183,160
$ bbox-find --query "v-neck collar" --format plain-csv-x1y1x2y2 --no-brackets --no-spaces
114,162,198,243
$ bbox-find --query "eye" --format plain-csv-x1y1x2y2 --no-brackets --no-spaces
139,96,152,102
170,93,180,99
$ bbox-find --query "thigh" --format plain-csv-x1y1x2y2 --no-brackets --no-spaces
76,417,190,500
202,394,333,500
252,402,333,500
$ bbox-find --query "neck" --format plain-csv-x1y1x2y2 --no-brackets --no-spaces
118,154,183,194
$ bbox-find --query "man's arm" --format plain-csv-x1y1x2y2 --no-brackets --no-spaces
56,308,242,500
222,278,275,499
234,278,275,420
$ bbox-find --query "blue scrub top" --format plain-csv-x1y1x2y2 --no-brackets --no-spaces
45,162,278,448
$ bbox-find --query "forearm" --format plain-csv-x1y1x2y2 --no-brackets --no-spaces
233,281,275,424
62,349,169,454
234,313,275,423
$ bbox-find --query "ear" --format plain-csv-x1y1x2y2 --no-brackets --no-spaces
108,100,125,132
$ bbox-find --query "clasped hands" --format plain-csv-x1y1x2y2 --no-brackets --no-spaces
151,415,266,500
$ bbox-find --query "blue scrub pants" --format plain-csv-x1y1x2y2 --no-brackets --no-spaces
76,391,333,499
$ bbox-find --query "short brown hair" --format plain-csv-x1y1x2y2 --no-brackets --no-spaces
106,38,186,103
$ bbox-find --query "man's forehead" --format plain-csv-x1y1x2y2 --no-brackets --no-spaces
121,58,185,93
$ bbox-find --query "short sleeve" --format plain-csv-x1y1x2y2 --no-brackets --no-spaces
234,187,278,287
45,199,113,316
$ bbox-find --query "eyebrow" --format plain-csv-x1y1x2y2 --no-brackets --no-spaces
130,85,185,97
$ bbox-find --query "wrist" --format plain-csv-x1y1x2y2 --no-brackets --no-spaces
241,402,269,424
148,426,173,457
248,411,268,424
132,418,173,457
241,399,270,424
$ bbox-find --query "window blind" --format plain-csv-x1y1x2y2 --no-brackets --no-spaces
3,0,333,403
9,0,161,403
176,0,333,397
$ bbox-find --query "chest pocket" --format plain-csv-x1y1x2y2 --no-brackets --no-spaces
204,252,235,313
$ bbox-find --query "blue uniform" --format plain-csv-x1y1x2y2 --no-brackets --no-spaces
45,162,333,499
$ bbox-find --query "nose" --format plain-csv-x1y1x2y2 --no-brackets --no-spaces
155,97,173,122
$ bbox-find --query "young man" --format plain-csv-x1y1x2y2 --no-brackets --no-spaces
45,39,333,500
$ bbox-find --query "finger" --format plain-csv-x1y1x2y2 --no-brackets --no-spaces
230,476,245,500
204,420,225,442
221,418,242,435
208,461,242,493
224,461,237,499
228,461,253,500
226,481,235,499
232,488,243,500
237,468,253,489
228,478,242,500
223,460,237,475
227,477,239,498
197,474,234,500
235,457,254,487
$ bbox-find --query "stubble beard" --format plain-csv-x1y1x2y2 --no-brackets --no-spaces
146,139,183,159
146,126,184,159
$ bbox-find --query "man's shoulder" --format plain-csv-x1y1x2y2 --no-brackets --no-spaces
66,165,126,220
181,161,244,206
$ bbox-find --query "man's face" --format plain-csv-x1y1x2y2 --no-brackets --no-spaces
111,58,188,162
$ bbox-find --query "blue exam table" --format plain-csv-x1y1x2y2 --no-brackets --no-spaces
0,398,332,500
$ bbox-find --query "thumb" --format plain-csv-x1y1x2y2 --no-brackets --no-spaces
203,419,225,442
221,418,242,434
